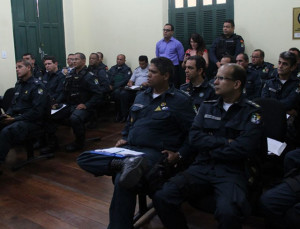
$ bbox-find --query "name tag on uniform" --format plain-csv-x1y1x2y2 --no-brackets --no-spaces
204,114,221,120
133,104,144,108
268,87,277,93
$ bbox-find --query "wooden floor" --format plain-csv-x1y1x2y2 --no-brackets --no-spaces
0,112,265,229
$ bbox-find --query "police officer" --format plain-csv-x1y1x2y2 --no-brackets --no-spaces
289,47,300,79
107,54,132,122
236,53,262,99
248,49,274,83
22,53,44,80
118,55,149,122
180,55,216,110
260,148,300,229
153,64,263,229
209,19,245,69
0,59,48,168
43,52,103,152
42,56,65,105
87,53,107,78
77,57,196,229
96,51,108,72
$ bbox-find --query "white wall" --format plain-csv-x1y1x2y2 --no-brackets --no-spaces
235,0,300,66
63,0,168,69
0,0,17,94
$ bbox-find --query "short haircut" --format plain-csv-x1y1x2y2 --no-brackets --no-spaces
97,52,103,59
139,55,148,63
16,59,32,69
187,55,206,72
226,64,246,90
90,53,99,59
43,55,58,63
224,19,235,27
222,54,235,63
75,52,86,60
22,52,35,59
253,49,265,58
289,47,300,58
68,53,74,57
150,57,174,79
279,51,297,67
118,54,126,59
165,23,174,31
237,53,249,62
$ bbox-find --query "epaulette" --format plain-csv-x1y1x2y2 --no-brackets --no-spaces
177,89,191,98
204,100,217,103
246,99,260,108
89,71,94,76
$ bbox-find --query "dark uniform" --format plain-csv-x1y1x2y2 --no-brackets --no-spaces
33,63,44,80
41,70,65,105
209,33,245,65
261,71,300,111
50,66,103,145
292,64,300,79
248,61,274,84
244,68,262,100
260,148,300,229
0,77,48,163
180,79,217,110
77,86,196,228
153,95,263,229
87,63,107,79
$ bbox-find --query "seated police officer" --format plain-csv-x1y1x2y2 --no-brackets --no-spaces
42,56,65,105
96,51,108,72
289,47,300,78
107,54,132,122
77,57,196,229
0,59,48,169
87,53,107,78
260,148,300,229
118,55,149,122
22,52,44,80
209,19,245,70
153,63,263,229
42,52,103,153
236,53,262,99
249,49,274,84
180,55,216,110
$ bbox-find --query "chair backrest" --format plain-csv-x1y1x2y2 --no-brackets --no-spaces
254,98,287,142
1,88,15,113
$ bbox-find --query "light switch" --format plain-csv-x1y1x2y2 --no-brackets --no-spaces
2,51,7,59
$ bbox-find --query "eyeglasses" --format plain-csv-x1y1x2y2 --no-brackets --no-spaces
163,29,172,32
214,76,235,81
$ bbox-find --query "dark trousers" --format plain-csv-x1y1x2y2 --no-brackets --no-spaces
119,89,137,119
260,182,300,229
152,164,249,229
48,105,91,141
77,147,163,229
0,121,40,163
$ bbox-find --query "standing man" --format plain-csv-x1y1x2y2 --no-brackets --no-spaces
44,52,103,152
209,19,245,69
156,23,185,88
22,53,44,79
107,54,132,122
248,49,274,83
153,64,263,229
77,57,196,229
180,55,216,110
42,56,65,105
0,59,47,168
236,53,262,99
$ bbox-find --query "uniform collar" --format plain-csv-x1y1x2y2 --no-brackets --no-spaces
145,84,176,97
215,93,246,108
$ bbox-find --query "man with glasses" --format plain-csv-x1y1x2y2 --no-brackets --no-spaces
153,63,263,229
248,49,274,84
156,23,185,88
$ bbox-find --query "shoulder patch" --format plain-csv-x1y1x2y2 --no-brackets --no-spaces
38,88,44,95
246,100,260,108
251,113,261,124
89,71,94,76
204,100,217,103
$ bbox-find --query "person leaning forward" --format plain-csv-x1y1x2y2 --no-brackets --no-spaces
153,63,263,229
77,57,196,229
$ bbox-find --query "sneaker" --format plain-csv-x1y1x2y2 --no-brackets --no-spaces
118,156,148,189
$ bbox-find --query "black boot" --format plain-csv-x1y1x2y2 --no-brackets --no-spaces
65,136,85,152
40,135,58,155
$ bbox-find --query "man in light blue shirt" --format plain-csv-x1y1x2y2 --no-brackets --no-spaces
156,23,184,88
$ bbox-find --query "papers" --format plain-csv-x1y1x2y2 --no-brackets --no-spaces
90,147,144,158
125,85,141,90
267,137,287,156
51,104,66,115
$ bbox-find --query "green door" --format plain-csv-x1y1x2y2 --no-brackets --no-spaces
11,0,66,69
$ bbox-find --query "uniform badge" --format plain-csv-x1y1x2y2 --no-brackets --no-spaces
297,72,300,78
130,117,133,123
154,106,161,111
161,106,169,111
262,67,269,73
38,88,44,95
296,86,300,94
251,113,261,124
25,90,28,94
161,102,166,107
94,79,99,85
199,92,204,97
